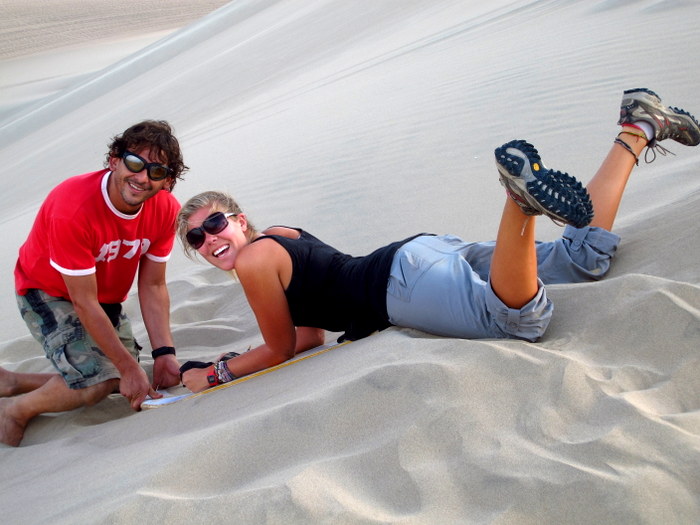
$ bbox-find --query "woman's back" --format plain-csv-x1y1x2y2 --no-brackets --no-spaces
256,228,415,341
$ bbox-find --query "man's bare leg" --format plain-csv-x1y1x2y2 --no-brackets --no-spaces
0,376,118,446
0,367,55,397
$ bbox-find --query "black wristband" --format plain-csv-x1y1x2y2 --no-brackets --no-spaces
151,346,176,359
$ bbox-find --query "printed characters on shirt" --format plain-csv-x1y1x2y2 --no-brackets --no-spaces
95,238,151,264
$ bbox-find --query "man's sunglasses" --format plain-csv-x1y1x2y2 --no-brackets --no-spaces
186,212,235,249
122,151,172,181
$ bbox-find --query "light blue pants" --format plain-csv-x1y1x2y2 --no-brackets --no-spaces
386,226,620,342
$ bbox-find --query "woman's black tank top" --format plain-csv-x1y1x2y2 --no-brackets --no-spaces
253,228,416,341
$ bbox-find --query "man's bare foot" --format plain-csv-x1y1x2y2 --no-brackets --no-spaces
0,399,26,447
0,367,19,397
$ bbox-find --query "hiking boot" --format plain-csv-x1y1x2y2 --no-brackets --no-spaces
618,88,700,146
495,140,594,229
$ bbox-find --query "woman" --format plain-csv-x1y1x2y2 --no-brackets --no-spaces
177,88,698,392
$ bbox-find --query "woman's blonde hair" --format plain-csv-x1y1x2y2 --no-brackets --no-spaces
176,191,256,259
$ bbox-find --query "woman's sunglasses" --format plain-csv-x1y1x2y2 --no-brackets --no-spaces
122,151,172,181
186,212,235,249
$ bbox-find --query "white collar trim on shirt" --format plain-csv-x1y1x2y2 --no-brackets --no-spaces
101,171,142,219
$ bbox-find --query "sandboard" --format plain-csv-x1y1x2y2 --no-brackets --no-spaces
142,340,350,409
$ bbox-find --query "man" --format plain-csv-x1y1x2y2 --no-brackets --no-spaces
0,120,186,446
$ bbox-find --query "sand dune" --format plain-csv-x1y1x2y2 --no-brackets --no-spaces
1,0,699,523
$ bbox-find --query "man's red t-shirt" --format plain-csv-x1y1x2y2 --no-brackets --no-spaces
15,170,181,304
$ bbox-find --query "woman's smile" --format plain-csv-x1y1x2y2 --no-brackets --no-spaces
213,245,229,258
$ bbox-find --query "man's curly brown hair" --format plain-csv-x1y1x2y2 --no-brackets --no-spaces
105,120,188,191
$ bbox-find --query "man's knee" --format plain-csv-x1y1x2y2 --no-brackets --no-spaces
79,378,119,406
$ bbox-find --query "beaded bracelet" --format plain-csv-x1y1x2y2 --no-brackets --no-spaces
215,360,237,384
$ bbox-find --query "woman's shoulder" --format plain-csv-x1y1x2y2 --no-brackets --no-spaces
256,226,329,250
260,226,302,239
237,232,291,274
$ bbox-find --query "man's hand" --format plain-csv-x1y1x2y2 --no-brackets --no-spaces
152,354,181,390
119,362,161,410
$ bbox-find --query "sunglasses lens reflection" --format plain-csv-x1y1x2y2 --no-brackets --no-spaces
123,154,145,173
203,213,229,233
148,166,169,181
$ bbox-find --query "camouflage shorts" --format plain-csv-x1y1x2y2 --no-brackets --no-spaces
16,289,141,390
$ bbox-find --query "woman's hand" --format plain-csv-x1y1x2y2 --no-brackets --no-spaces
181,365,216,393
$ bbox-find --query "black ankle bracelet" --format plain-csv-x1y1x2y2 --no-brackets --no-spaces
614,136,639,166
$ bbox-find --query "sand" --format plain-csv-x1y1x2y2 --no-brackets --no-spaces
1,0,699,523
